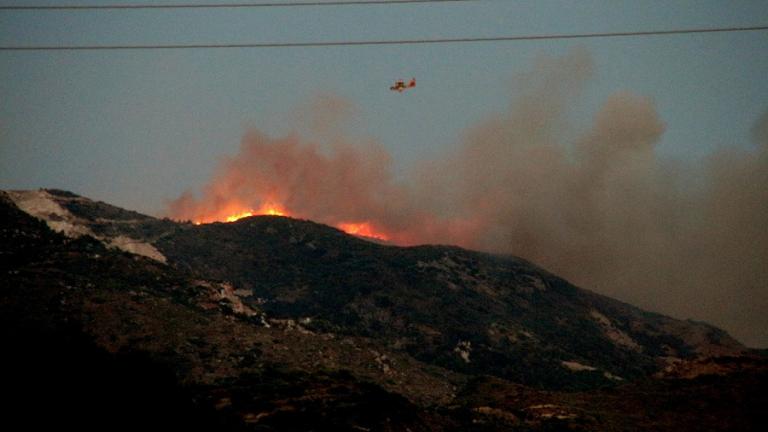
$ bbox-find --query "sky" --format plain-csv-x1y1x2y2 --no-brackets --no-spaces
1,0,767,345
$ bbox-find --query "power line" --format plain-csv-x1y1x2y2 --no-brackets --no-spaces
1,0,482,10
1,25,766,51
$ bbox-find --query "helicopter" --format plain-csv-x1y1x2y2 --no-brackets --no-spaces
390,77,416,92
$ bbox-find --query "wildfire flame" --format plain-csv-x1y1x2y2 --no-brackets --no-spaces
193,201,388,241
336,222,388,241
225,211,254,222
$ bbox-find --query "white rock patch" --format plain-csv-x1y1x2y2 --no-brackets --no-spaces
108,235,167,264
590,309,642,352
216,282,258,317
454,340,472,363
6,190,167,263
7,190,92,237
561,360,597,372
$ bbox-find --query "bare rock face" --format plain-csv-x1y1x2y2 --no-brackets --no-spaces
1,189,762,431
6,189,167,263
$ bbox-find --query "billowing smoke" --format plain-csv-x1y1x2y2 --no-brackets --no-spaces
169,49,768,347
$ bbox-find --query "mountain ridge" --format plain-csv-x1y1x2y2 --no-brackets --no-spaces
2,188,764,431
4,189,746,378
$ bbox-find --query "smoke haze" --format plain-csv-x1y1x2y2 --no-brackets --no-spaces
169,49,768,347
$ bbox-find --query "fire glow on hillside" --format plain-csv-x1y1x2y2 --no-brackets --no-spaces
193,200,389,241
191,201,286,225
224,202,286,221
336,222,388,240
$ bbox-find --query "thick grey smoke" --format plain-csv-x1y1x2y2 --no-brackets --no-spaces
169,49,768,347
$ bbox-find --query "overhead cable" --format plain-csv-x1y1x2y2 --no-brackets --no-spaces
1,0,483,10
1,25,766,51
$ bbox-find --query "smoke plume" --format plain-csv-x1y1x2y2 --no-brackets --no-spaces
169,49,768,347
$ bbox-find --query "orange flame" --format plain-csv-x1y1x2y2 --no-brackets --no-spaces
337,222,389,241
221,203,286,222
225,211,254,222
193,200,388,241
193,201,286,225
254,202,286,217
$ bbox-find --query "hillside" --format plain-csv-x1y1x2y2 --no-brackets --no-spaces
2,189,764,431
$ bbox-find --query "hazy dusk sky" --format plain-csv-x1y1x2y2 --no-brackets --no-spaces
2,0,766,213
